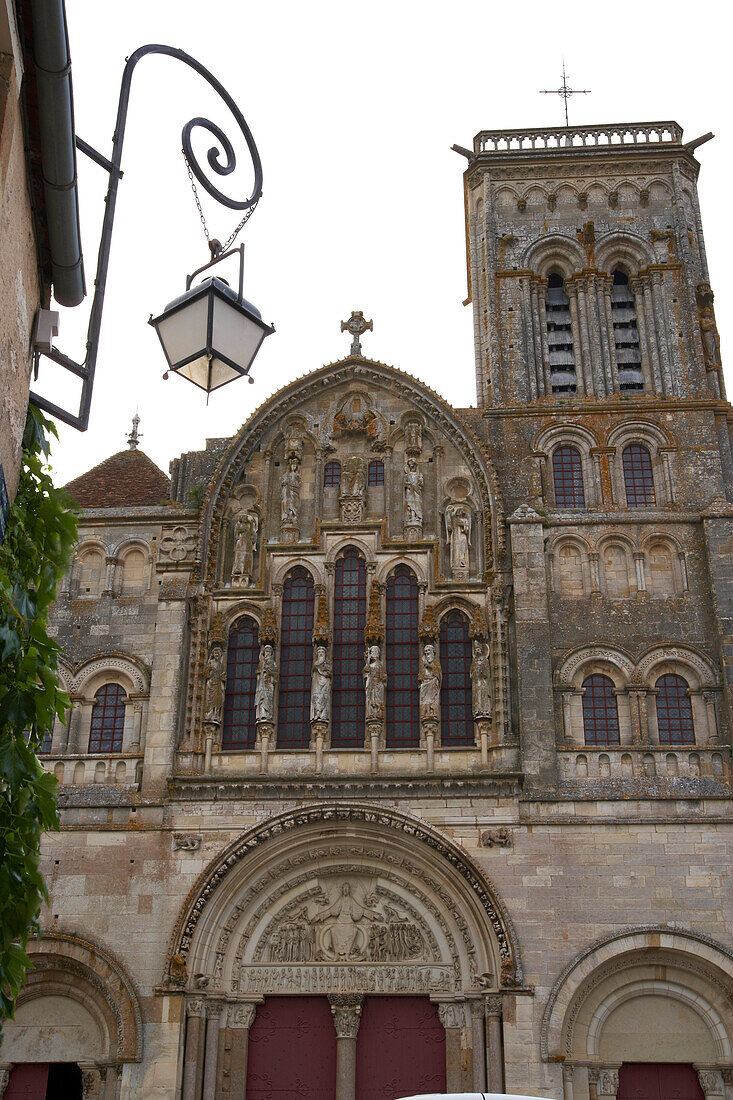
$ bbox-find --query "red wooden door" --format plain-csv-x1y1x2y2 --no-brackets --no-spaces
4,1064,49,1100
355,996,446,1100
618,1063,704,1100
246,996,337,1099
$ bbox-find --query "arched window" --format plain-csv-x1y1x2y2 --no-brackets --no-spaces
78,549,104,595
324,461,341,487
622,444,655,507
368,460,384,486
546,273,576,394
89,683,126,753
439,611,473,747
332,549,367,747
556,542,586,597
385,565,419,748
222,617,259,749
656,674,695,744
611,269,643,391
581,675,620,745
120,548,147,594
40,729,53,754
552,445,585,508
277,567,315,748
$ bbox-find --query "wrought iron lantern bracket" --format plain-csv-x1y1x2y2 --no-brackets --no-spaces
29,43,264,431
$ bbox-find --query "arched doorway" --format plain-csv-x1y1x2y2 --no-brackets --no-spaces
167,803,521,1098
0,933,143,1100
541,928,733,1100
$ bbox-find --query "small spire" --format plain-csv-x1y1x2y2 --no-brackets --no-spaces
127,412,142,451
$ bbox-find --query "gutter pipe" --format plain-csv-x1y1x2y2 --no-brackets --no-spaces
29,0,85,307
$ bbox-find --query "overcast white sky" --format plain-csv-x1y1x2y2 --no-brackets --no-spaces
45,0,733,484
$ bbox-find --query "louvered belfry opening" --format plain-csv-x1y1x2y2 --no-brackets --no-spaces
611,269,644,391
546,273,577,393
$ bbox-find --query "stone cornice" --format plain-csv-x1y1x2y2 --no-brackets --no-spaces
167,773,523,801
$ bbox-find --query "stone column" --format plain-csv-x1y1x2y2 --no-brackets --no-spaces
521,277,538,400
575,276,597,396
102,1065,121,1100
202,999,225,1100
594,274,614,396
562,1063,575,1100
484,995,504,1093
703,689,720,744
226,1002,258,1100
596,1067,621,1099
67,696,88,753
627,686,649,745
437,1001,469,1093
589,552,601,596
103,556,118,596
639,276,665,394
650,270,674,394
633,552,646,593
329,995,363,1100
566,281,587,395
536,278,552,395
182,999,207,1100
256,720,273,773
629,276,652,392
468,998,487,1090
125,698,144,752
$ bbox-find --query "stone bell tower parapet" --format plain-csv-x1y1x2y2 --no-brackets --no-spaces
458,121,721,408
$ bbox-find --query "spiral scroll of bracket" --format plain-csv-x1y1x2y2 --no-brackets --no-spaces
181,110,263,211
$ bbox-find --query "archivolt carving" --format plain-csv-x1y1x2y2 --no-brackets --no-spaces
167,803,521,991
556,645,635,687
67,653,149,696
636,644,716,685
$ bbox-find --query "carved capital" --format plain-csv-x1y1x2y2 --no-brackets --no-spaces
437,1001,469,1030
597,1068,620,1096
483,994,502,1017
186,998,207,1018
329,994,363,1038
81,1068,102,1098
229,1002,258,1030
697,1070,724,1096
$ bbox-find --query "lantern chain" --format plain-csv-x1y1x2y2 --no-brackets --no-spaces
184,151,259,256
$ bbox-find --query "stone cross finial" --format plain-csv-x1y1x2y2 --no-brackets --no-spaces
127,412,142,450
341,311,373,357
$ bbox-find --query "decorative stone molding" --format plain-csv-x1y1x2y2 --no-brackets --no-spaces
68,653,149,697
697,1069,725,1096
159,525,197,564
329,994,364,1038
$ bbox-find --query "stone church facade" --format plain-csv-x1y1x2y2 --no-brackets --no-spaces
2,121,733,1100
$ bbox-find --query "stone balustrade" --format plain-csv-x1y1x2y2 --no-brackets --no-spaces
42,752,144,788
558,745,729,783
474,121,683,154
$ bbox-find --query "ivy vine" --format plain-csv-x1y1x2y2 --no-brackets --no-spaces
0,406,77,1037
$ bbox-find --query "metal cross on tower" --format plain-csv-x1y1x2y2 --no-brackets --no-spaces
540,62,590,126
341,310,373,357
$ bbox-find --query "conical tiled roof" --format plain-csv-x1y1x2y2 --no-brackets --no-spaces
64,449,170,508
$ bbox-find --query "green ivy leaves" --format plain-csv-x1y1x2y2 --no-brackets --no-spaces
0,406,77,1038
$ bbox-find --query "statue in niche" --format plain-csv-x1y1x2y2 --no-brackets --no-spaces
364,644,386,721
310,645,332,722
696,281,722,368
204,644,225,725
341,454,366,497
444,502,472,579
231,508,259,586
331,393,385,445
471,639,492,719
419,643,441,722
405,419,422,454
280,457,302,527
403,456,424,530
255,643,277,723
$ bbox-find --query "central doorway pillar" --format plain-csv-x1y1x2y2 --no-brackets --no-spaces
182,999,207,1100
437,1000,470,1092
225,1001,259,1099
485,994,505,1092
329,994,363,1100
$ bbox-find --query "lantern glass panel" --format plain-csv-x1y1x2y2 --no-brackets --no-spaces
155,295,208,367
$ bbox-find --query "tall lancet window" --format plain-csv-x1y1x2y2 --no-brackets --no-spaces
546,273,576,394
332,548,367,748
277,567,314,748
439,611,473,747
386,565,419,748
611,269,644,391
222,617,259,749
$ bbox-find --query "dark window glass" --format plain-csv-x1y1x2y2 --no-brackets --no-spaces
40,729,53,754
368,460,385,486
582,675,620,745
324,461,341,487
656,674,695,744
439,611,473,747
546,273,576,394
332,549,367,748
553,445,585,508
622,444,655,507
277,567,314,747
611,269,644,391
222,617,259,749
89,683,126,753
386,566,419,748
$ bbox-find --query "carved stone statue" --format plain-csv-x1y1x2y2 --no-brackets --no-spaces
471,638,492,718
444,502,472,579
696,281,722,369
255,643,277,723
204,644,225,725
310,645,332,722
405,419,422,454
340,454,367,523
281,458,302,528
403,456,424,533
231,508,258,586
313,882,380,959
364,644,386,721
419,643,441,722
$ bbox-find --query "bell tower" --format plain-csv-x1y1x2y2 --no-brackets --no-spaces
458,121,722,408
